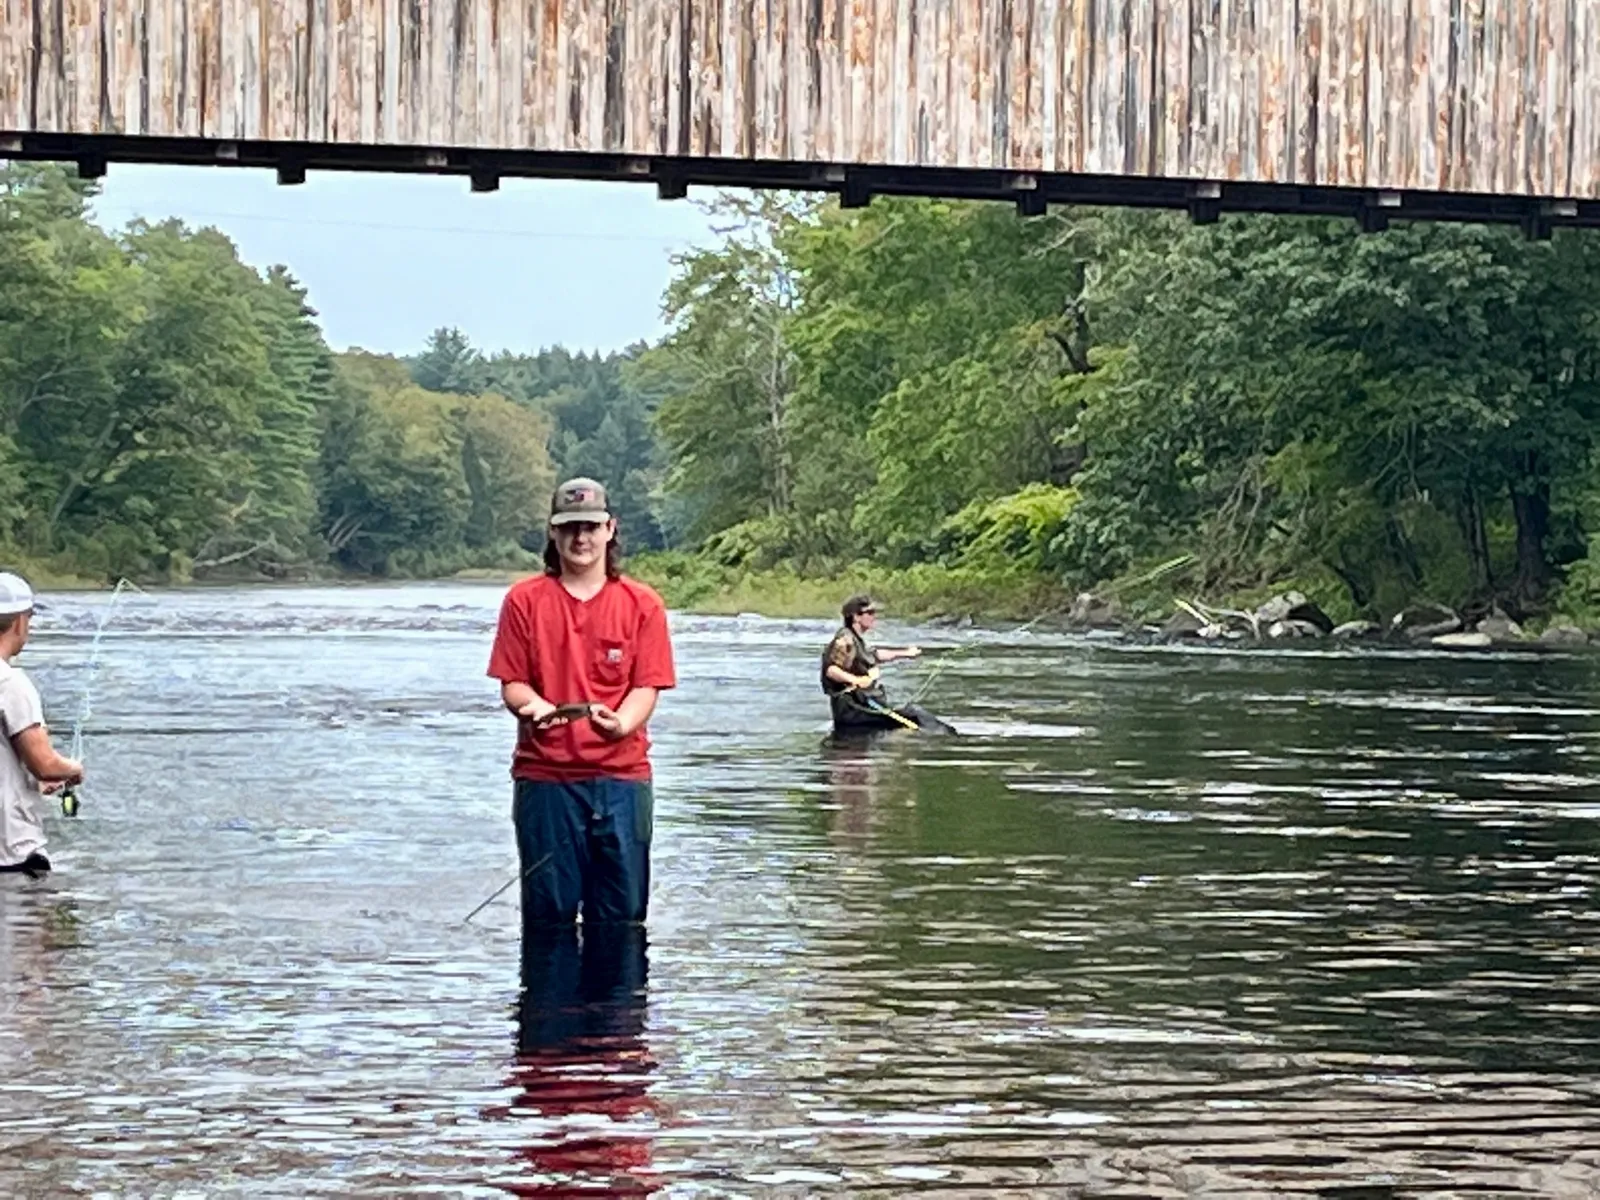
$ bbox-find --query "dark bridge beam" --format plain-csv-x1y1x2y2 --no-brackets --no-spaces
3,1,1598,237
4,131,1598,238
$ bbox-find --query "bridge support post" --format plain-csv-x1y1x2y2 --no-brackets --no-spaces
1522,200,1576,242
1521,211,1553,241
1186,181,1221,225
837,170,872,210
1357,192,1401,233
1011,174,1046,217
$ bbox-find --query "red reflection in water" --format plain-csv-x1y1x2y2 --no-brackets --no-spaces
491,926,661,1198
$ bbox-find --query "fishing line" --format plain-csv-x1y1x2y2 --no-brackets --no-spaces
905,611,1055,706
58,578,145,818
461,849,556,926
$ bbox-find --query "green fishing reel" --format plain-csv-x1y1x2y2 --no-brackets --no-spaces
60,786,80,818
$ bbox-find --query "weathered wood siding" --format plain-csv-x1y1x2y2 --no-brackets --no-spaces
2,0,1598,199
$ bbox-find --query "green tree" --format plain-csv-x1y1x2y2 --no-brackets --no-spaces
779,201,1100,561
320,353,556,574
637,196,806,553
190,265,330,574
319,354,471,574
1083,214,1600,613
0,166,135,551
457,391,556,550
409,335,669,549
410,327,486,395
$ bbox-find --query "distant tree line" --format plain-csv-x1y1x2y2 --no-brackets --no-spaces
0,163,663,583
8,160,1600,624
632,195,1600,622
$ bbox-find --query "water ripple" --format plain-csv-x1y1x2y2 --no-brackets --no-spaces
2,585,1598,1194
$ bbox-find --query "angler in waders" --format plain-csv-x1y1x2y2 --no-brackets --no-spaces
822,594,957,736
0,573,84,877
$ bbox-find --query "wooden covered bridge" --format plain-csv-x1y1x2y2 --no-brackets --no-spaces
2,1,1598,233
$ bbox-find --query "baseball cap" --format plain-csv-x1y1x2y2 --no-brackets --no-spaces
549,477,611,526
842,594,878,622
0,572,35,616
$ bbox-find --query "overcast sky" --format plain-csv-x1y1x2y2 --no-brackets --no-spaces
88,163,720,358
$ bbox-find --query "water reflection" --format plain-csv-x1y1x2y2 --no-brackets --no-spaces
496,927,657,1197
0,880,80,1021
817,738,921,843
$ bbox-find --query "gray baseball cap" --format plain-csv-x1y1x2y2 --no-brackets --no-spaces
549,477,611,526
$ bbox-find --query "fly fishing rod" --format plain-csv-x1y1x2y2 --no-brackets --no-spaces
855,692,919,731
462,705,597,924
462,849,556,925
58,578,144,818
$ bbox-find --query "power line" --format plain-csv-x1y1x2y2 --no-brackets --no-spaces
91,205,705,246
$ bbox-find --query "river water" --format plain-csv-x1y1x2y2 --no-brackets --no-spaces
3,583,1600,1197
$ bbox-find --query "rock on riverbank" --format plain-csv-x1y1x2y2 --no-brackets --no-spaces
1062,590,1594,652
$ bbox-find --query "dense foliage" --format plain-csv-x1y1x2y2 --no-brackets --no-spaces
0,164,651,581
403,330,668,551
636,197,1600,623
7,159,1600,624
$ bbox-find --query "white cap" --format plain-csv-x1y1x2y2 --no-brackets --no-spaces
0,572,35,616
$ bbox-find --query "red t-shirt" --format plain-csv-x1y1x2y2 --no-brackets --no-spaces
486,574,676,782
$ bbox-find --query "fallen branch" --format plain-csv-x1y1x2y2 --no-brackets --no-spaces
1177,597,1261,639
193,540,276,571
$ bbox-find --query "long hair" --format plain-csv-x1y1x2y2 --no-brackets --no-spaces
543,530,623,580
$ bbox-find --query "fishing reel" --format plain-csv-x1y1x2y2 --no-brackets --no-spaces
60,785,80,818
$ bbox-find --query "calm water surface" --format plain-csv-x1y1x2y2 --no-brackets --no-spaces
3,583,1600,1196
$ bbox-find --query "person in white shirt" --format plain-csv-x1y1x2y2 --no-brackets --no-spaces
0,573,83,877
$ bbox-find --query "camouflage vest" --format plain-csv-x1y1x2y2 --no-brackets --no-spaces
820,627,882,701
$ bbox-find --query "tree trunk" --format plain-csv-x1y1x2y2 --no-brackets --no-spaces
1045,259,1094,479
1384,515,1423,584
1456,483,1492,595
761,316,793,515
1328,556,1372,610
1511,477,1551,601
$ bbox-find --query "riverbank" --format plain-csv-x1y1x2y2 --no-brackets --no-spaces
16,545,1600,650
452,554,1076,621
620,555,1600,650
0,551,103,591
622,553,1075,622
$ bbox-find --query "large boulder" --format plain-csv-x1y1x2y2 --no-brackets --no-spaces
1540,621,1591,648
1391,603,1461,641
1475,607,1525,643
1068,591,1123,630
1255,591,1335,635
1331,620,1381,641
1254,592,1302,624
1161,608,1206,638
1433,631,1493,649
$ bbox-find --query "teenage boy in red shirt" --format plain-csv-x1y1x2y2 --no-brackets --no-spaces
487,478,676,928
